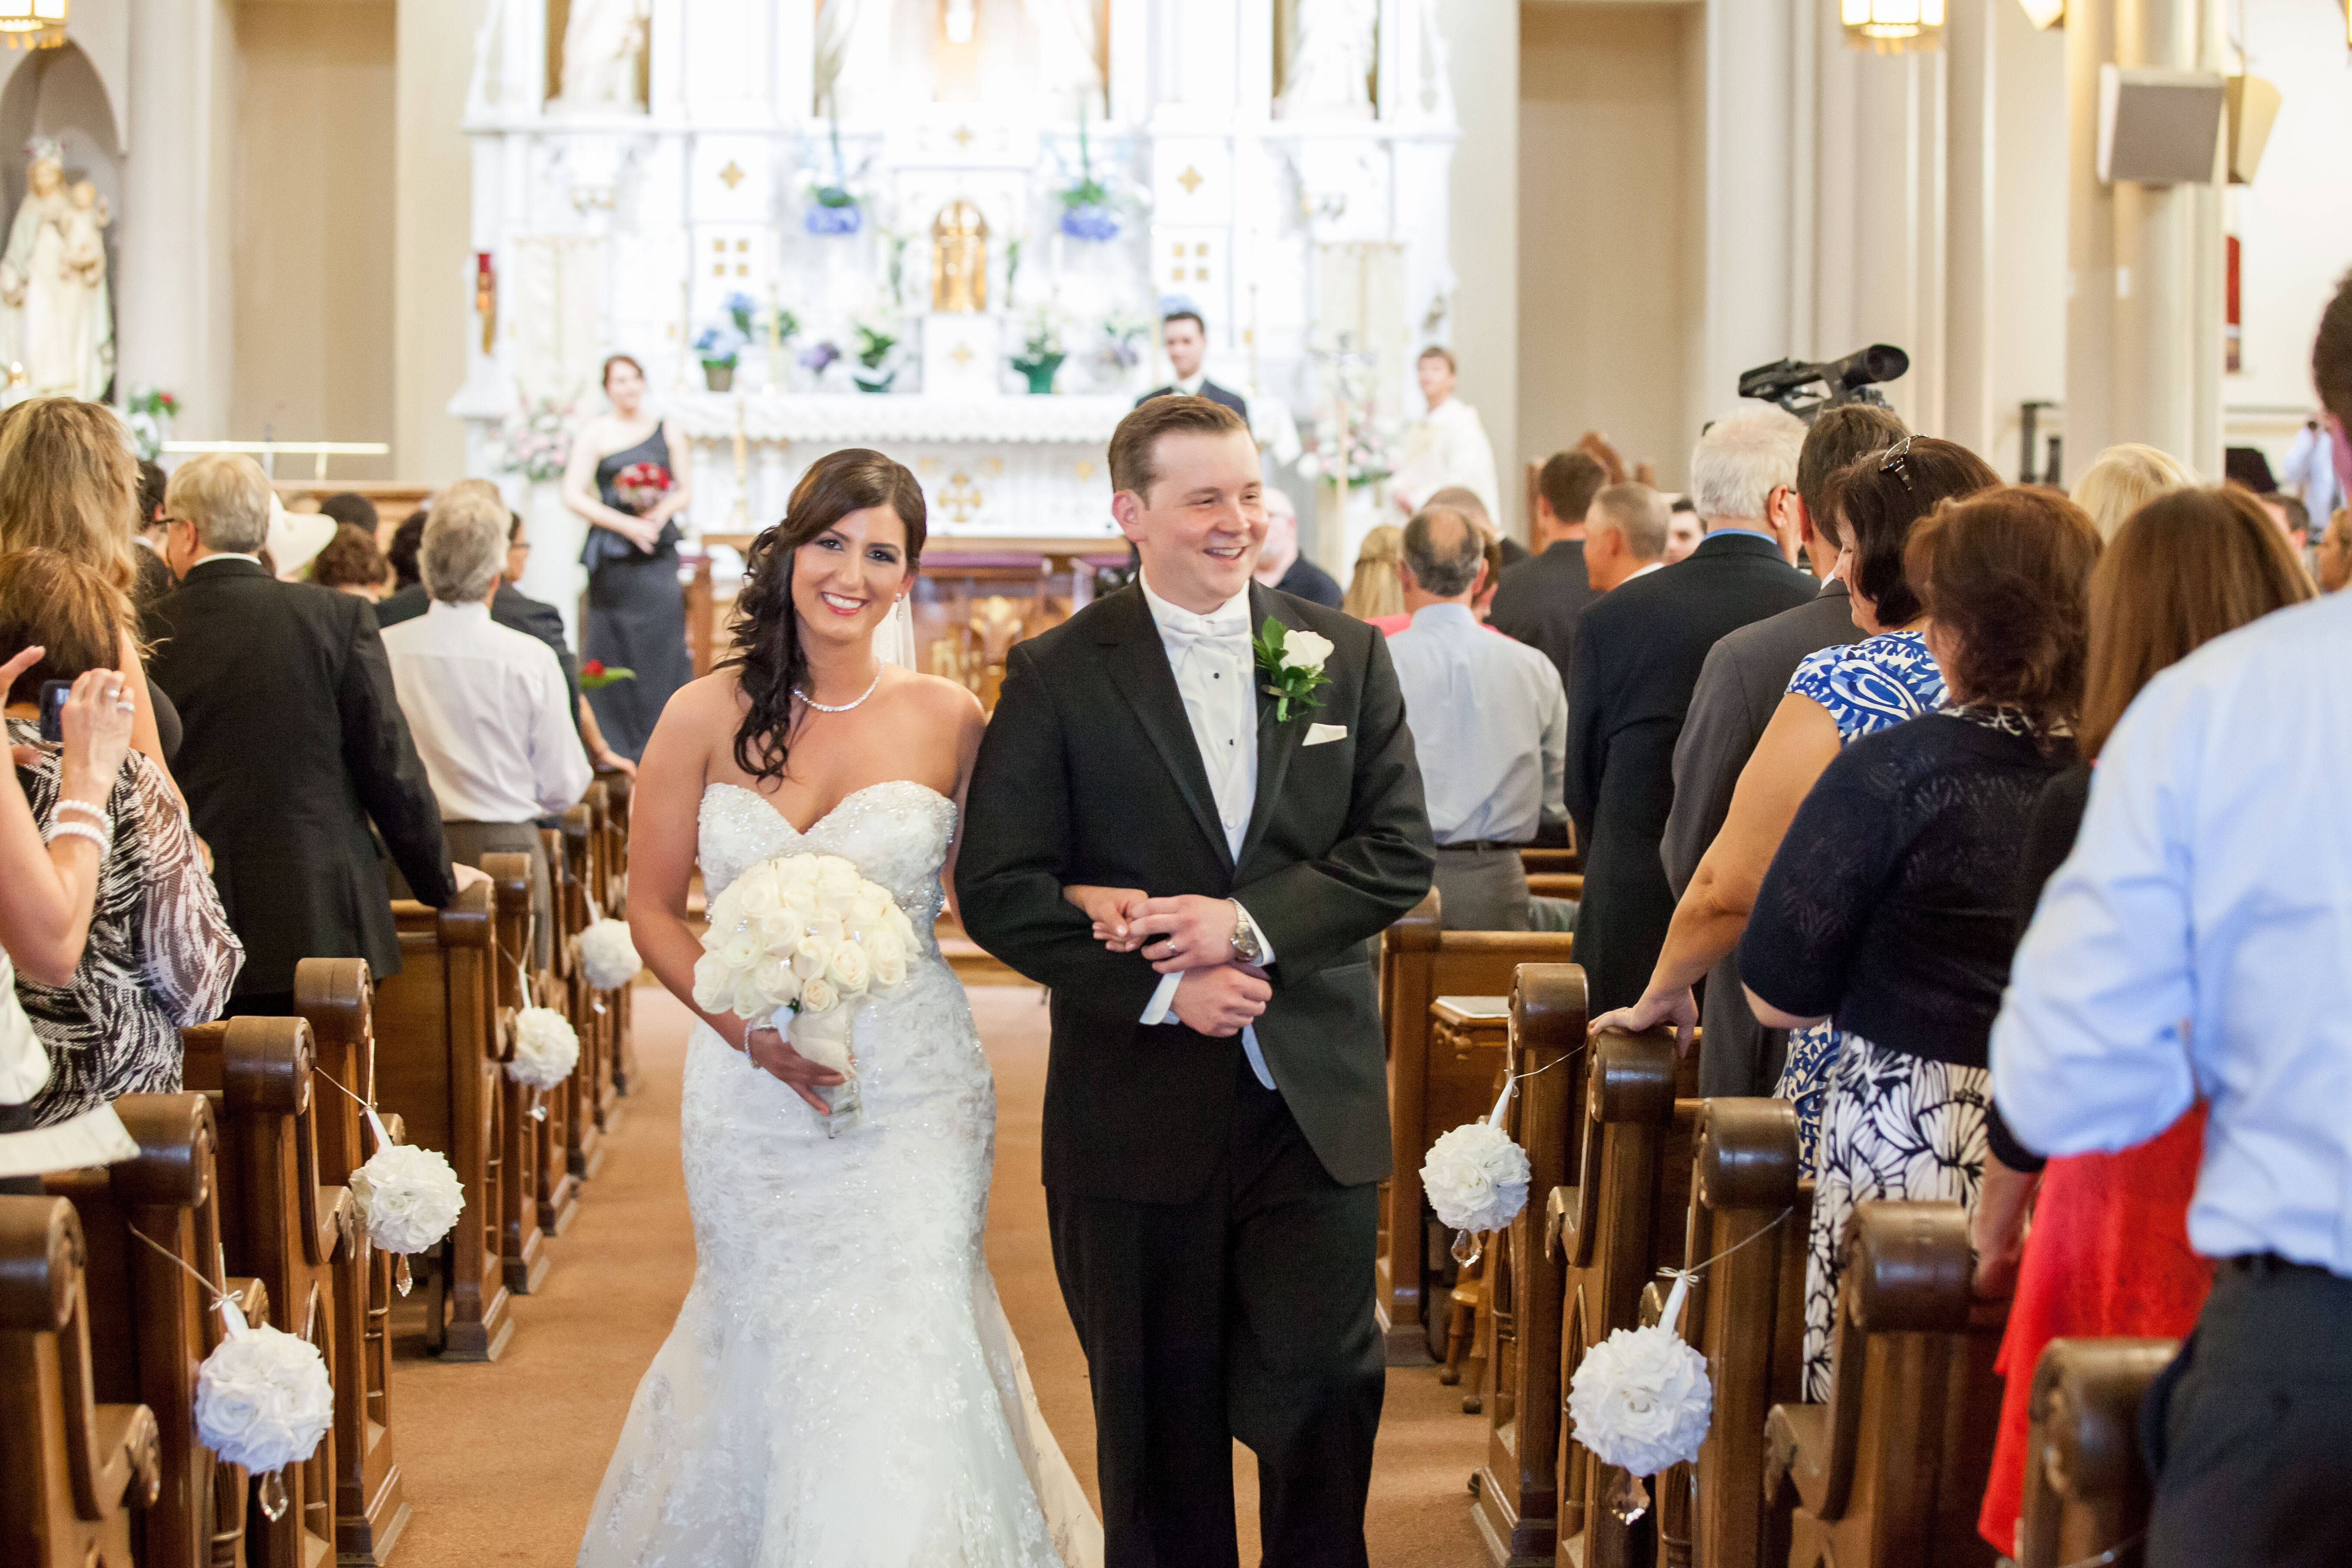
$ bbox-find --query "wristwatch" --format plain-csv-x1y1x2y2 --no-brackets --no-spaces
1228,900,1266,966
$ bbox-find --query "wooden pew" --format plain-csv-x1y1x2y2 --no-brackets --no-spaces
562,802,621,1135
44,1093,260,1568
585,776,641,1097
1378,891,1576,1359
1762,1202,2007,1568
1547,1021,1700,1568
181,1015,356,1568
484,851,553,1297
377,882,513,1362
534,822,584,1230
1470,963,1585,1568
0,1195,163,1568
294,958,414,1565
548,821,604,1187
2015,1337,2174,1568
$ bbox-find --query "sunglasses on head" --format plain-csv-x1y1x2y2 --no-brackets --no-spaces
1878,436,1916,497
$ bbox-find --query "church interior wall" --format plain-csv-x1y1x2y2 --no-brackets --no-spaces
230,0,397,482
1439,0,1520,534
395,0,482,486
1517,1,1700,493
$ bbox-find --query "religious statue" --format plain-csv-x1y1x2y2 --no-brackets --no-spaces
1279,0,1378,119
0,144,113,401
556,0,650,112
931,200,989,313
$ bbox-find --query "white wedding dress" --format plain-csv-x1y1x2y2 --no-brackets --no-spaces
579,779,1102,1568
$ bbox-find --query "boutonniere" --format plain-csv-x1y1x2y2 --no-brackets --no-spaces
1252,618,1334,723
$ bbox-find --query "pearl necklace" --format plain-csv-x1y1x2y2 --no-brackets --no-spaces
793,667,884,713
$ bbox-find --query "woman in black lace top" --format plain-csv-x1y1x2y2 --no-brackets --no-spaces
1738,486,2100,1398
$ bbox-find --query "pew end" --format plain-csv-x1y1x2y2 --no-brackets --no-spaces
2015,1337,2175,1568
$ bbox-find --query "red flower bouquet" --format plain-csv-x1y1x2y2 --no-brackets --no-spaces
579,659,636,690
611,461,674,516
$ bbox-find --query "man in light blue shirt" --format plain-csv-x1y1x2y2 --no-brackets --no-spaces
1387,504,1566,930
1992,273,2352,1565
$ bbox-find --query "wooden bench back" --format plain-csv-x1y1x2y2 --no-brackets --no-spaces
2016,1337,2174,1568
483,852,552,1299
0,1195,161,1568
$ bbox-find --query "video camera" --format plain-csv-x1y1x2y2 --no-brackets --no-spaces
1738,344,1910,423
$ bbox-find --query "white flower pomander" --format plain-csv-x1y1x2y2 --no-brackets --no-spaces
1421,1119,1531,1235
507,1006,580,1089
1566,1292,1713,1479
576,918,641,989
347,1142,464,1254
194,1313,335,1475
1280,626,1335,674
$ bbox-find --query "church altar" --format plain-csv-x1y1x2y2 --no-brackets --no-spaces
455,0,1462,611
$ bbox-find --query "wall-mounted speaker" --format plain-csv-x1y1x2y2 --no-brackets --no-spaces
2225,73,2282,186
2096,65,2225,186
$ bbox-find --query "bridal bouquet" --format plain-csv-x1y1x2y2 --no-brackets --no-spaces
691,852,921,1136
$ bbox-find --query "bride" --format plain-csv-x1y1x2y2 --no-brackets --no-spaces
581,447,1102,1568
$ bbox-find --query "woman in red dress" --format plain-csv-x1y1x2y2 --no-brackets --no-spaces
1975,486,2314,1555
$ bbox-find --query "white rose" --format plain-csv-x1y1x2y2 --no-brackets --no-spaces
817,868,863,906
776,855,821,886
719,927,762,969
870,945,907,989
196,1322,334,1473
1279,626,1335,674
760,910,806,952
754,957,800,1008
851,887,892,924
349,1143,464,1254
1566,1323,1713,1478
790,936,830,981
780,882,820,915
1419,1121,1531,1235
799,975,840,1014
692,952,732,1013
889,907,921,947
864,926,907,971
806,912,848,950
736,876,782,916
829,942,870,994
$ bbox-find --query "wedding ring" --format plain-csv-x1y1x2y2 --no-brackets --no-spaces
114,697,136,712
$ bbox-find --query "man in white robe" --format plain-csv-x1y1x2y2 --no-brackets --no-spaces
1391,345,1500,523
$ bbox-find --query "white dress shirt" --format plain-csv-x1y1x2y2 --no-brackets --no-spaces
1393,397,1501,520
1387,603,1566,845
1133,573,1279,1090
1992,592,2352,1275
382,599,594,823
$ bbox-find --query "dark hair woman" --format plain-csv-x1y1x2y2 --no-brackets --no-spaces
560,351,695,762
1739,484,2099,1401
1590,436,2001,1161
1973,484,2312,1555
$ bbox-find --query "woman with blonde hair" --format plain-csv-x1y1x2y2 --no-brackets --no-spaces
0,396,179,773
1341,523,1405,623
2072,441,2193,539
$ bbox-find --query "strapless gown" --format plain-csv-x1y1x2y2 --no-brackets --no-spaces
578,780,1101,1568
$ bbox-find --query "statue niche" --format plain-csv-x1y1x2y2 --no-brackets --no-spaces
0,140,113,401
930,200,989,313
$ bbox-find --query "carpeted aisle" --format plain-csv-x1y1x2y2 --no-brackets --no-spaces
390,981,1488,1568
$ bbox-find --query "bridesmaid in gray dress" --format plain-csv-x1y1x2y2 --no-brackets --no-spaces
561,353,697,761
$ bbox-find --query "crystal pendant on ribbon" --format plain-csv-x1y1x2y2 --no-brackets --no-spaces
1450,1229,1482,1268
394,1253,413,1297
258,1469,290,1521
1608,1470,1649,1524
530,1095,548,1122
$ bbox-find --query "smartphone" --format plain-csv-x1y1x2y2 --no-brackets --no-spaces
38,679,68,743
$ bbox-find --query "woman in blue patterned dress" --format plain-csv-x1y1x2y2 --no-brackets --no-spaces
1588,436,1997,1164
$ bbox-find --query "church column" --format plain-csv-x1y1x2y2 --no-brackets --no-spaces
396,0,483,482
1702,0,1795,421
120,0,237,439
2063,0,2228,475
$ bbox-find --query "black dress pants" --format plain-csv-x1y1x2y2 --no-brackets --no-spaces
2144,1257,2352,1568
1047,1055,1384,1568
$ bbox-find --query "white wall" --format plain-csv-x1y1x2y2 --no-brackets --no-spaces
396,0,484,484
1438,0,1520,534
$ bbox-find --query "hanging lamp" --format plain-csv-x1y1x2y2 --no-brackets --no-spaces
0,0,65,51
1841,0,1946,52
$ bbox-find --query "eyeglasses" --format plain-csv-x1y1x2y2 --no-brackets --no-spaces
1879,436,1917,497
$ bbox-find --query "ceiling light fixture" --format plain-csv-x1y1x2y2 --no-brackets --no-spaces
1842,0,1947,52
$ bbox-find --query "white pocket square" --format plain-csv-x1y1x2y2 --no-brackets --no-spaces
1304,723,1348,747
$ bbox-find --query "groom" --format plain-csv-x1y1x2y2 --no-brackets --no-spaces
958,396,1434,1567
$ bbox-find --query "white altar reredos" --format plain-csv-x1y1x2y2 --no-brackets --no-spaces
456,0,1459,616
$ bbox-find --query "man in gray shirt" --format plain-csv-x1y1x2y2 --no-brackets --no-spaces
1661,402,1909,1095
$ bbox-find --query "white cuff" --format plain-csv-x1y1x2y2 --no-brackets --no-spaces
1139,969,1183,1026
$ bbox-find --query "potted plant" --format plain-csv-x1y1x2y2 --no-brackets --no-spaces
694,323,746,392
804,118,863,235
1009,306,1067,395
1094,309,1147,387
123,385,179,462
1057,115,1119,242
851,313,899,395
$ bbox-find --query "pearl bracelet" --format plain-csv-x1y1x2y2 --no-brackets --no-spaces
45,819,109,853
53,798,108,826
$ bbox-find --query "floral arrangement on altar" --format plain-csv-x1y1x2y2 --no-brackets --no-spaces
610,461,673,516
1011,304,1069,394
691,852,923,1137
490,395,574,484
850,309,901,395
1095,310,1149,377
1296,403,1396,490
122,384,180,462
800,117,867,236
1055,114,1131,243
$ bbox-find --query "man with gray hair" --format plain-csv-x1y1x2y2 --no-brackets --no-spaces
381,479,592,966
149,452,469,1017
1387,505,1567,930
1582,483,1671,593
1563,413,1816,1012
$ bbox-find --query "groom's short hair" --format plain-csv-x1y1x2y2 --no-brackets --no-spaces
1109,395,1248,500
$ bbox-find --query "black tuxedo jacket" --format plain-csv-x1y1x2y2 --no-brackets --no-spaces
148,559,456,995
1136,379,1249,423
1488,539,1601,700
957,583,1433,1202
1564,533,1816,1012
380,582,583,720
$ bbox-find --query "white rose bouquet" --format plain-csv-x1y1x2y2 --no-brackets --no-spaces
194,1298,336,1498
1565,1274,1712,1514
506,1006,580,1090
690,852,921,1137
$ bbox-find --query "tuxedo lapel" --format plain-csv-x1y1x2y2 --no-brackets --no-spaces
1237,582,1307,870
1096,588,1236,874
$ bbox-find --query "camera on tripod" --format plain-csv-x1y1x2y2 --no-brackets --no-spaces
1738,344,1910,423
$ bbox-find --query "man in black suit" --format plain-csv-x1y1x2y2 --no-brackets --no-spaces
1135,308,1249,423
148,453,473,1017
958,396,1433,1568
1659,403,1909,1095
1565,409,1816,1015
1488,449,1609,694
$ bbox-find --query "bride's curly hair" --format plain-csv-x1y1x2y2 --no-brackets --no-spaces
723,448,927,787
